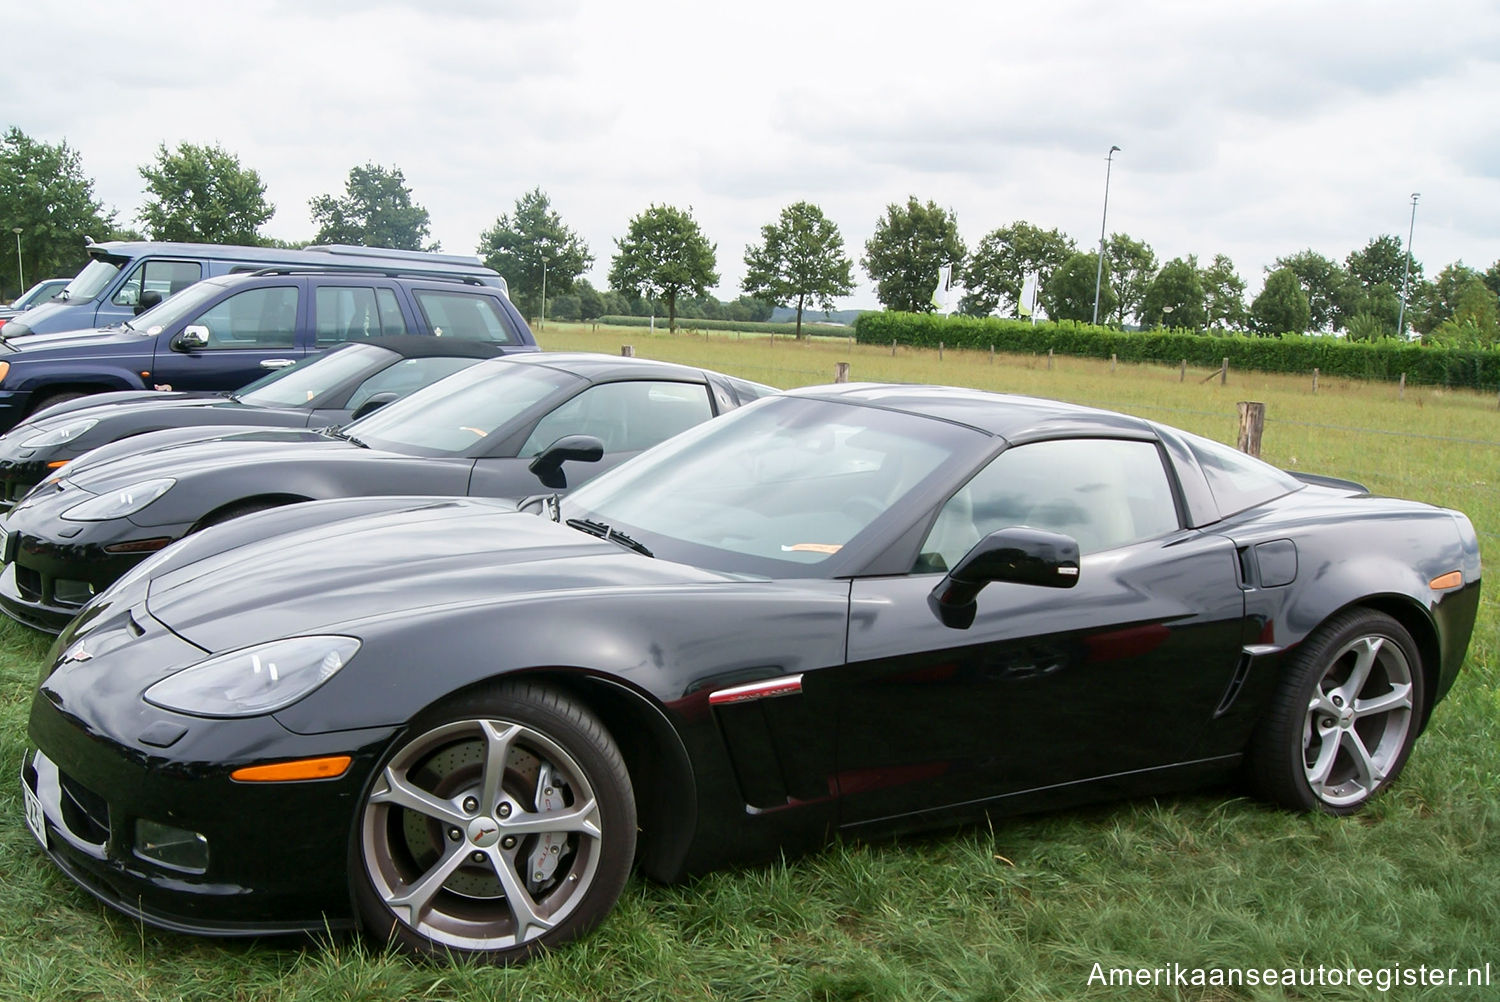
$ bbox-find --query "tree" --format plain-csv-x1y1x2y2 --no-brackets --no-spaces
1200,254,1247,330
1425,277,1499,348
476,187,592,321
1413,262,1478,335
1343,234,1419,335
958,221,1075,318
1271,250,1349,332
741,201,854,338
309,164,434,251
138,142,273,244
0,128,118,297
861,196,965,313
608,204,718,333
1250,267,1310,336
1105,234,1158,327
1141,257,1206,329
1040,252,1113,322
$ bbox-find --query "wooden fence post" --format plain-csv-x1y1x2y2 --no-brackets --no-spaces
1220,357,1229,385
1312,368,1319,394
939,341,944,360
621,345,634,357
835,362,850,383
989,345,995,364
1180,360,1187,382
1110,353,1117,373
1399,372,1406,400
1237,402,1265,457
891,339,896,357
1047,348,1054,370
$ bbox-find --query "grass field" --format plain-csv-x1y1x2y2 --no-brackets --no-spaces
0,324,1495,1000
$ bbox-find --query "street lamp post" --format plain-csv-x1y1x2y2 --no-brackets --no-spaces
1092,146,1120,326
1396,192,1419,338
11,227,23,296
540,255,548,330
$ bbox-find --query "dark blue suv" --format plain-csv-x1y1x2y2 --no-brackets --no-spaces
0,270,536,432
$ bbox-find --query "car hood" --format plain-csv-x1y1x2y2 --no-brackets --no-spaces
0,325,149,356
145,498,734,650
66,429,344,492
16,391,254,430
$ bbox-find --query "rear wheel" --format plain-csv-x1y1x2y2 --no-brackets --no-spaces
1249,609,1425,814
352,682,636,963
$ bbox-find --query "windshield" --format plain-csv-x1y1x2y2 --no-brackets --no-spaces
62,257,124,301
563,395,977,576
346,359,577,456
236,343,395,407
126,279,230,333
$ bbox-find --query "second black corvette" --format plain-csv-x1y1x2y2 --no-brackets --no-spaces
0,352,772,630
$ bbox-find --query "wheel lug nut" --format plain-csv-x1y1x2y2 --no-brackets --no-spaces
1332,695,1344,707
470,850,486,863
462,796,478,814
447,827,462,842
501,835,517,850
497,803,512,818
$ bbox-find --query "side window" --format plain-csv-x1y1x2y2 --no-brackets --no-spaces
111,260,203,306
917,438,1179,572
192,286,300,349
345,357,477,412
412,290,515,343
315,286,407,344
520,381,713,456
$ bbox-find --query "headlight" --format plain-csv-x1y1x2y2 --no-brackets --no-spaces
61,478,174,521
22,417,97,449
144,636,360,717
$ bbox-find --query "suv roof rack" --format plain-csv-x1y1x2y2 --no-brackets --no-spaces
242,266,494,287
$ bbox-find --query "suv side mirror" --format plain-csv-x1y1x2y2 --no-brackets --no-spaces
134,289,163,315
929,527,1080,629
350,392,399,421
173,325,210,351
528,434,604,490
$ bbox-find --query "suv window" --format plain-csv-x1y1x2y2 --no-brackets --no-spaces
918,438,1179,571
520,381,713,455
194,286,300,349
111,260,203,306
315,286,409,344
412,290,515,342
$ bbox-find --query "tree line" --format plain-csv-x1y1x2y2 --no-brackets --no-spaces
3,127,1495,347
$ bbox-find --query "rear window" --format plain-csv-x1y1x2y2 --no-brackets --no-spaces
1184,432,1302,516
412,290,516,343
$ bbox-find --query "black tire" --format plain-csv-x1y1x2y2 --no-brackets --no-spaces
1248,609,1426,815
28,391,89,417
351,682,636,963
193,499,288,532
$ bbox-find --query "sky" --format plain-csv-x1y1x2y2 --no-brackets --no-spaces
4,0,1498,309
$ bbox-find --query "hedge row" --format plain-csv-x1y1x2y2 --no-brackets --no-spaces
598,315,850,336
852,312,1500,389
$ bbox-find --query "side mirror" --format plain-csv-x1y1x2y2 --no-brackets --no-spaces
350,392,399,421
527,434,604,490
173,325,210,351
134,289,163,315
929,527,1080,629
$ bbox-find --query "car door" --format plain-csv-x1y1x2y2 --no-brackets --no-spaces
467,379,718,498
834,436,1247,829
150,282,308,391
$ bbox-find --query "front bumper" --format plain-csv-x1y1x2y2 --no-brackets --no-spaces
23,621,397,934
0,506,191,633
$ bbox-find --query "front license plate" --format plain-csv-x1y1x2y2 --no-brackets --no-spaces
22,778,46,848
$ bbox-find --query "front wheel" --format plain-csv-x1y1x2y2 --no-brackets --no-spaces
352,682,636,963
1249,609,1426,814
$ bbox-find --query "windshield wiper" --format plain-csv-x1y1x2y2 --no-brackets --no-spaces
321,426,370,448
566,518,653,558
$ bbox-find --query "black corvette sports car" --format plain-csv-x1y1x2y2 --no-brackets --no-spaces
0,352,772,630
22,384,1481,964
0,336,515,510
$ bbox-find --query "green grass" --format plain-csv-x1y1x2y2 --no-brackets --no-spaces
0,323,1495,1000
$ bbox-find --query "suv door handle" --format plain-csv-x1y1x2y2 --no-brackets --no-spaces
260,359,295,370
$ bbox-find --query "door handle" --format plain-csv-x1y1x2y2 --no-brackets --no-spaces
260,358,295,370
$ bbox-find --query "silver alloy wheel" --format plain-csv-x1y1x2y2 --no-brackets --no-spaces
1301,633,1415,808
360,716,605,952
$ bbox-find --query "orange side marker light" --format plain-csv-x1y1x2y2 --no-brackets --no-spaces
231,755,352,783
1428,571,1463,591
